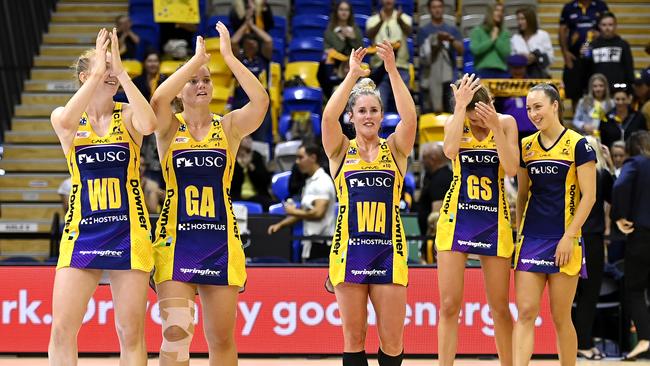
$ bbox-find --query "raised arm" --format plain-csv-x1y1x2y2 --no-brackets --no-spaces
474,102,520,176
150,36,210,139
249,21,273,60
218,21,270,142
110,28,157,139
51,29,110,153
443,74,482,160
321,48,369,162
378,40,416,159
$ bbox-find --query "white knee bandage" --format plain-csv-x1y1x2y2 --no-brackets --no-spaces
159,298,196,362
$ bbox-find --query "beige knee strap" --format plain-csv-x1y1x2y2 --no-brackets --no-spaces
159,297,196,362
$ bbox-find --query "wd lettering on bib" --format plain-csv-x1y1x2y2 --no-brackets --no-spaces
87,178,122,211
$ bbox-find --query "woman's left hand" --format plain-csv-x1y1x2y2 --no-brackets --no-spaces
216,21,234,58
475,101,500,131
554,234,574,267
110,28,125,76
376,40,396,72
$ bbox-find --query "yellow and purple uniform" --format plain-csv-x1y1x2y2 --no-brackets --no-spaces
58,103,153,271
515,129,596,276
153,113,246,286
436,120,514,257
329,139,408,286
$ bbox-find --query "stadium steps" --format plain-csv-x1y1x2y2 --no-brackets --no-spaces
0,0,126,257
539,0,650,87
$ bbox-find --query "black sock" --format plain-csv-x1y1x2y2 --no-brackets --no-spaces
378,348,404,366
343,350,368,366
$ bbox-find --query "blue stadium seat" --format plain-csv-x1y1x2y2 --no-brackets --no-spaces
380,113,401,138
282,87,323,115
271,171,292,201
404,171,416,197
463,38,475,74
291,15,329,38
349,0,373,17
278,113,322,138
294,0,332,16
272,38,285,64
205,15,230,36
406,37,414,62
269,15,287,40
269,202,285,215
354,14,370,35
288,37,325,62
234,201,263,214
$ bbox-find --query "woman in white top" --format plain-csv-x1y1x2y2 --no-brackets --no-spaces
573,73,615,135
510,6,553,78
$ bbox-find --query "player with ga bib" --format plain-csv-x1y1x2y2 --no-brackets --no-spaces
49,29,158,365
150,23,268,365
435,73,519,366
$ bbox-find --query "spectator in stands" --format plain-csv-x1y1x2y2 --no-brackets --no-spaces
115,15,139,59
612,131,650,361
366,0,413,113
494,54,538,141
572,73,614,135
510,6,553,79
559,0,609,109
133,50,166,102
599,85,647,148
633,69,649,112
469,3,511,79
319,1,364,98
230,0,274,33
417,0,463,113
57,177,72,212
573,135,613,360
231,136,273,209
590,12,635,93
139,159,164,213
416,142,452,263
324,1,364,57
611,140,626,177
231,20,273,142
635,67,650,128
267,143,336,262
160,22,198,60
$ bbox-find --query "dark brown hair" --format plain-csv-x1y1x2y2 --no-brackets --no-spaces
516,6,538,34
327,1,357,32
452,80,491,111
529,83,564,122
626,131,650,158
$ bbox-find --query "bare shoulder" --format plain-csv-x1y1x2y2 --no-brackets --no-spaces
498,113,517,129
50,106,65,126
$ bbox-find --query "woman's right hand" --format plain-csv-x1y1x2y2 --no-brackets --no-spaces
450,73,481,110
192,35,210,65
92,28,110,76
348,47,370,79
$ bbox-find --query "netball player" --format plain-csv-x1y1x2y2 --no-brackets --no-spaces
149,23,268,365
49,28,157,365
514,83,596,366
436,73,519,366
322,42,417,366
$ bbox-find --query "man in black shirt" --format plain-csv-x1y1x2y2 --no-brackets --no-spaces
590,12,634,93
417,142,453,262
